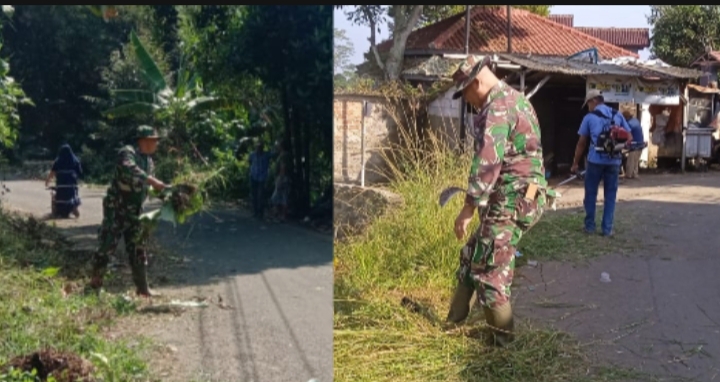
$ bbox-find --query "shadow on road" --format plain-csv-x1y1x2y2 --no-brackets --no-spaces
0,176,333,288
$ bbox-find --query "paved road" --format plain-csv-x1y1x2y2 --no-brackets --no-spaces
516,173,720,380
1,179,333,382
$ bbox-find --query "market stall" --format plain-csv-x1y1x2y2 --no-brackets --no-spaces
586,74,693,169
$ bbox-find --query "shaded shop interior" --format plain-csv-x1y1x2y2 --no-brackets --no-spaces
484,53,703,177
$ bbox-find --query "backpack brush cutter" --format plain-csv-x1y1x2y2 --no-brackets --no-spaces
556,141,648,188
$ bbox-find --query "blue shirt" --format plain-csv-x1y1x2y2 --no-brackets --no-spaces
578,104,631,166
249,150,277,182
627,117,644,144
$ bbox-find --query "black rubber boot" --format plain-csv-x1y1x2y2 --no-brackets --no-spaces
446,283,475,323
483,303,515,347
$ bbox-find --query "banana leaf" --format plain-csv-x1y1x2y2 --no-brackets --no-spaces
130,30,167,93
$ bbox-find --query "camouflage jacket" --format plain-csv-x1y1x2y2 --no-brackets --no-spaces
465,81,552,207
107,145,154,206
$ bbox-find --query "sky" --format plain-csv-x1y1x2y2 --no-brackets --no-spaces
334,5,653,65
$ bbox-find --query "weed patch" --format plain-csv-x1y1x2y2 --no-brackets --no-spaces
334,117,644,381
0,210,151,381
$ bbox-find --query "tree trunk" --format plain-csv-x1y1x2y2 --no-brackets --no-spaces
292,104,306,217
302,118,312,215
383,5,424,81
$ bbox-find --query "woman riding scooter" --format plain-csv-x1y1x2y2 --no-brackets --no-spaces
45,144,83,218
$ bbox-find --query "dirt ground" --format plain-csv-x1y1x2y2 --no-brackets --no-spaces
514,172,720,381
0,178,333,382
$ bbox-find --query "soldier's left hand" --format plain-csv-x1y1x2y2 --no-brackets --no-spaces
454,206,474,241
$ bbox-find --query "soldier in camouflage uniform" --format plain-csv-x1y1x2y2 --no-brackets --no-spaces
445,55,556,346
89,125,167,297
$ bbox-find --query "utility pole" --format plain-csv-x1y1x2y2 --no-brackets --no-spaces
506,5,512,53
460,5,471,153
464,6,470,55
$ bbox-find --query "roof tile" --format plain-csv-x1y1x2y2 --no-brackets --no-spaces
574,27,650,48
548,14,573,27
377,7,638,59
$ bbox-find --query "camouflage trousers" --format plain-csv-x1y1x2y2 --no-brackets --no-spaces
456,190,546,309
91,193,148,288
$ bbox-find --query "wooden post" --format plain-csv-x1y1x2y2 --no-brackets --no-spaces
361,101,367,187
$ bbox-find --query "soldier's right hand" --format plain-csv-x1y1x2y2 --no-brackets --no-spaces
148,177,166,192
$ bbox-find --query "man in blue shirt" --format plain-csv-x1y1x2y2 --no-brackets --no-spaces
248,140,279,219
621,105,644,179
571,90,631,237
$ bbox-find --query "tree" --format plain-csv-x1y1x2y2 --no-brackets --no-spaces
340,5,552,81
410,6,552,28
228,6,333,215
1,5,136,153
334,28,355,75
95,31,224,161
648,6,720,66
334,28,358,87
0,6,33,151
340,5,423,81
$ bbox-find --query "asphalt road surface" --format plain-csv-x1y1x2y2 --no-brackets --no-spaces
1,179,333,382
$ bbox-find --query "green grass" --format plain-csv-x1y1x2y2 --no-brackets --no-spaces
334,130,642,382
517,208,635,263
0,209,152,381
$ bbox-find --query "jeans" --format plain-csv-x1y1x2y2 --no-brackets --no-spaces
250,179,266,218
583,161,620,235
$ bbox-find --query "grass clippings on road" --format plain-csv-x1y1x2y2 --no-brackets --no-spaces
334,132,645,382
0,208,152,381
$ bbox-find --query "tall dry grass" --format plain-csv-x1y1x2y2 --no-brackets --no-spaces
333,92,638,382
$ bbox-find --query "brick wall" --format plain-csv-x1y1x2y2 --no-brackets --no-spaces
334,95,396,185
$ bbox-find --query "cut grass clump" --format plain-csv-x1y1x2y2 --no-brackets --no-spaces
334,120,640,381
0,209,151,381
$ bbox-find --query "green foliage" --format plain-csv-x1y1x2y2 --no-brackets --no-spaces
0,367,57,382
335,28,356,75
3,5,331,212
648,5,720,66
1,5,135,153
0,50,33,149
103,30,226,149
228,6,333,213
343,5,553,33
0,8,33,152
0,210,150,381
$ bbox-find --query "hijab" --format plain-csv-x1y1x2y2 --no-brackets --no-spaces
55,144,81,171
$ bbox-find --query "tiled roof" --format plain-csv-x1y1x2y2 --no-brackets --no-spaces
548,14,573,27
548,14,650,48
376,6,638,59
575,27,650,48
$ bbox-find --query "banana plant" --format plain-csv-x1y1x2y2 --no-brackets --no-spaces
103,30,226,147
